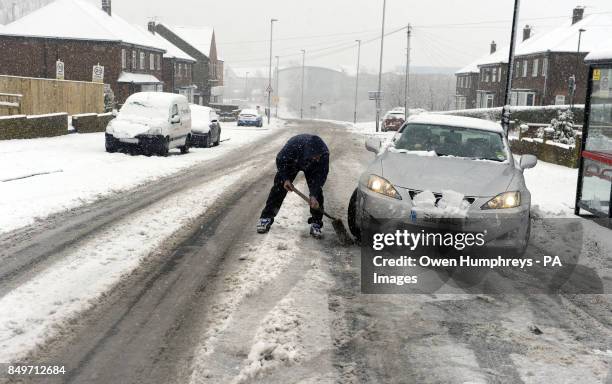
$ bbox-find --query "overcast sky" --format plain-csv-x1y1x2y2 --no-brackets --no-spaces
90,0,612,73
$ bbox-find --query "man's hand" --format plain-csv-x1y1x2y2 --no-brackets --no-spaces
283,180,294,192
309,196,320,210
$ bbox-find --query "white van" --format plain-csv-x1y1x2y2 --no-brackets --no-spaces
105,92,192,156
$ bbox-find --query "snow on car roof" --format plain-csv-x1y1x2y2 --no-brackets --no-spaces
408,114,503,133
0,0,165,51
125,92,187,107
240,109,259,115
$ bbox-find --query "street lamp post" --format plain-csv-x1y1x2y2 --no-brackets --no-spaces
571,28,586,108
300,49,306,120
375,0,387,132
501,0,521,133
275,55,280,118
267,18,278,125
404,24,412,119
244,71,249,101
353,39,361,124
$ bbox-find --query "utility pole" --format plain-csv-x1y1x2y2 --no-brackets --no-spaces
375,0,387,132
501,0,521,133
275,55,280,118
404,24,412,119
353,39,362,124
244,71,249,101
300,49,306,120
571,28,586,108
267,18,278,125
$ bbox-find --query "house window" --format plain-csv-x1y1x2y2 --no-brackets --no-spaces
481,69,486,82
555,95,566,105
121,49,127,69
485,69,490,83
492,68,497,82
156,55,161,70
132,50,137,70
522,60,528,77
542,57,548,76
511,91,536,106
515,62,520,78
140,52,145,70
532,59,539,77
150,53,155,70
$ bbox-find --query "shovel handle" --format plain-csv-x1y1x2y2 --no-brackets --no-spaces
292,187,336,221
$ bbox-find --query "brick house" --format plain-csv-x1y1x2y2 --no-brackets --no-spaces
0,0,166,105
456,7,612,110
142,23,197,103
151,23,224,105
510,8,612,107
454,58,480,110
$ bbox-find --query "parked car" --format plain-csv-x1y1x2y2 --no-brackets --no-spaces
237,109,263,127
348,114,537,256
190,104,222,148
381,110,406,132
105,92,191,156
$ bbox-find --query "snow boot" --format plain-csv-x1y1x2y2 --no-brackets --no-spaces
257,218,273,234
310,223,323,239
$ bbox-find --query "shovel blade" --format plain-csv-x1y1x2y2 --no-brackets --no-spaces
332,219,353,246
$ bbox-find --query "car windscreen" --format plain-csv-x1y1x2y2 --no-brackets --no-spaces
394,123,507,162
120,100,168,120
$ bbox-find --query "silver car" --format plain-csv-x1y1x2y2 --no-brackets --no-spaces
348,114,538,256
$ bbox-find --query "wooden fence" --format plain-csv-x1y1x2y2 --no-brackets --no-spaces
0,75,104,116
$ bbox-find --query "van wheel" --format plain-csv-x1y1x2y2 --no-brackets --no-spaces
158,137,170,157
180,135,191,154
105,135,118,153
348,189,361,241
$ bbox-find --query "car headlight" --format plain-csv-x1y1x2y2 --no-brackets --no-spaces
481,191,521,210
367,175,402,200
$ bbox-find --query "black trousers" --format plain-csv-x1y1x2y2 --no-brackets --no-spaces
260,171,325,226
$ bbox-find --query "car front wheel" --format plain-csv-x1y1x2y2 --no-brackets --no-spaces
348,188,361,242
179,135,191,154
105,134,118,153
158,136,170,157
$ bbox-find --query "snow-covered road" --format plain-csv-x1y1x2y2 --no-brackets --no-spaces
0,119,609,384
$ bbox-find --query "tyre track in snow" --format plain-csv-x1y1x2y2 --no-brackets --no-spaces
0,131,288,297
8,121,346,384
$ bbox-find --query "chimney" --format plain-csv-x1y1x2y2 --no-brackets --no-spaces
572,6,585,24
101,0,111,16
148,21,156,34
490,40,497,54
523,25,532,41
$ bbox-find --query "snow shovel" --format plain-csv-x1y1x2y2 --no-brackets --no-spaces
292,186,353,245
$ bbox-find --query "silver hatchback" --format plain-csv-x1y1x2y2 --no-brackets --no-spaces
348,114,538,256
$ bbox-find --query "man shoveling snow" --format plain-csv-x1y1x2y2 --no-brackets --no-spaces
257,134,329,238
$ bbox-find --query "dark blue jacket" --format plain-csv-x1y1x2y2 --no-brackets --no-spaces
276,134,329,197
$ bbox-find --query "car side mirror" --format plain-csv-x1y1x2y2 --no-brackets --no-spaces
365,136,382,153
520,154,537,170
171,115,181,124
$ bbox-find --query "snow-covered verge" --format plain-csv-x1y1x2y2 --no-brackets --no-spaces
0,164,259,363
0,119,284,234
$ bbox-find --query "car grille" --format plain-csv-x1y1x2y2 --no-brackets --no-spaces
406,189,476,206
